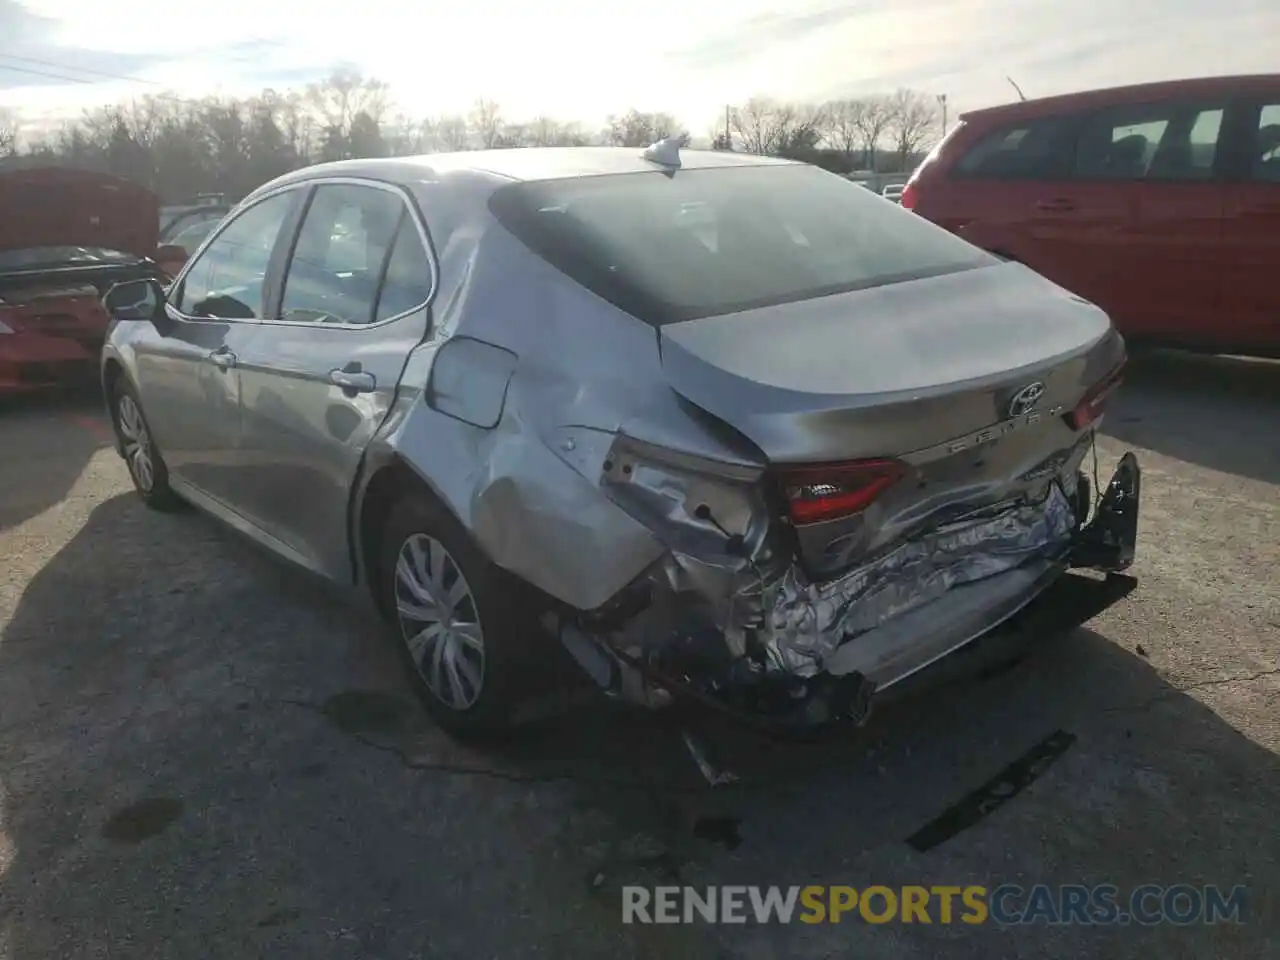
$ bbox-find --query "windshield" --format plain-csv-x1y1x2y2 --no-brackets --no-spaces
0,246,142,272
170,220,219,251
489,163,995,326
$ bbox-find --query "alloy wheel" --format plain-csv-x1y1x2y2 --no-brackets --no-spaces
394,533,486,710
116,394,155,492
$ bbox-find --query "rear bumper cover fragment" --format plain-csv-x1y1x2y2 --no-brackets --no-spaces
1068,451,1140,573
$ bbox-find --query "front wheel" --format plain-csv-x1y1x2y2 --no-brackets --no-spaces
111,378,182,511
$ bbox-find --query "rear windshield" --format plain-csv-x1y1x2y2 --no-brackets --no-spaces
489,163,994,325
0,246,140,272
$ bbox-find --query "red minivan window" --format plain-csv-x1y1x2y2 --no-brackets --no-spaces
905,81,1280,355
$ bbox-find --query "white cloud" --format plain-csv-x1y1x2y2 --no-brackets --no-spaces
2,0,1278,130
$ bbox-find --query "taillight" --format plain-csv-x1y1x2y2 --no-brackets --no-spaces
775,459,906,525
1066,359,1127,431
901,182,919,210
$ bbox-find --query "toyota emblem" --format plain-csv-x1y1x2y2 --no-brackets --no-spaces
1008,381,1046,418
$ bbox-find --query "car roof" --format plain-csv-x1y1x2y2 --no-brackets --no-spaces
959,73,1280,125
244,147,800,201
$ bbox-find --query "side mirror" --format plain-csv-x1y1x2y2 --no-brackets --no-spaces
103,278,165,323
155,244,189,277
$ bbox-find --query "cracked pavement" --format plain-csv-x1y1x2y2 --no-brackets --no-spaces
1,350,1277,959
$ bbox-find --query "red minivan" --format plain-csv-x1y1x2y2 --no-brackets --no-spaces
904,74,1280,357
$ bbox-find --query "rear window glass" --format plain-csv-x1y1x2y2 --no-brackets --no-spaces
489,164,995,326
954,116,1078,178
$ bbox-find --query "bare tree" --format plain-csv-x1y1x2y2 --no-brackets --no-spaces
10,65,955,205
604,109,682,147
306,69,388,139
550,121,591,147
851,94,894,171
775,102,826,157
730,98,824,156
468,99,503,149
730,98,780,155
885,88,941,171
495,121,529,148
822,99,867,160
436,114,471,151
527,115,562,147
0,108,19,157
276,91,315,160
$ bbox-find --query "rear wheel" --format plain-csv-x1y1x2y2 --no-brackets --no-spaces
111,378,182,511
377,495,538,739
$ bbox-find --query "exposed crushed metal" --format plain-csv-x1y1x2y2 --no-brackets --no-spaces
749,484,1077,677
551,434,1139,756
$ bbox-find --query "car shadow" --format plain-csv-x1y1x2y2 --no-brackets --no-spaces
1,495,1276,959
0,386,113,532
1105,349,1280,485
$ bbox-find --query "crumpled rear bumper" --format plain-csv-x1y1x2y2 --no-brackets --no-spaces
0,332,98,393
554,452,1142,741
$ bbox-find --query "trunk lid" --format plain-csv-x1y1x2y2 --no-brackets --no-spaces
658,262,1125,577
0,168,160,265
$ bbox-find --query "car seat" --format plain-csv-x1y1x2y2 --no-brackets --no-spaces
1103,135,1150,178
1255,124,1280,180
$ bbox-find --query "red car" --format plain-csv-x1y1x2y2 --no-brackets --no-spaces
0,168,169,394
903,74,1280,357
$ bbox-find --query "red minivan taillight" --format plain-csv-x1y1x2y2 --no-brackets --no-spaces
774,459,906,525
1066,359,1127,431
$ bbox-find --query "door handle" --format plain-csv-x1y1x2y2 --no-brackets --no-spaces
329,367,376,394
208,347,237,369
1035,198,1076,212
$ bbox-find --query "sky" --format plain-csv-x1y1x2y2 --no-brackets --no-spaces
1,0,1278,135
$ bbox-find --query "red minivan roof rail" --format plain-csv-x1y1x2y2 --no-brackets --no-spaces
959,72,1280,125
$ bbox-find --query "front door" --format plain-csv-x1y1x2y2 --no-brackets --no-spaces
1221,98,1280,353
133,189,303,506
233,180,435,580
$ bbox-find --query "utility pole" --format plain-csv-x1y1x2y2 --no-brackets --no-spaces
725,104,732,149
937,93,948,137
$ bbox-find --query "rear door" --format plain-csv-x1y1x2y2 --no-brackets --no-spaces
1069,98,1230,341
231,179,435,581
1221,97,1280,352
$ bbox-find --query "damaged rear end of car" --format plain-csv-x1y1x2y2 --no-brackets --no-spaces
379,155,1141,752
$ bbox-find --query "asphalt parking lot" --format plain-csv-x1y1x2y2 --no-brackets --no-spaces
1,349,1277,959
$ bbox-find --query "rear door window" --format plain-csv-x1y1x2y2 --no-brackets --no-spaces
373,217,433,322
277,183,405,325
1075,102,1226,181
490,164,996,326
953,116,1079,179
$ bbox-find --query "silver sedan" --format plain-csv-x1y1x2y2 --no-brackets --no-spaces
100,142,1141,747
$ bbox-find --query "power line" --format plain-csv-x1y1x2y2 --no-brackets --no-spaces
0,60,97,85
0,52,162,84
0,39,294,107
0,59,211,107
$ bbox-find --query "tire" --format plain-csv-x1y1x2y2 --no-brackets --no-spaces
376,494,539,739
110,377,182,511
